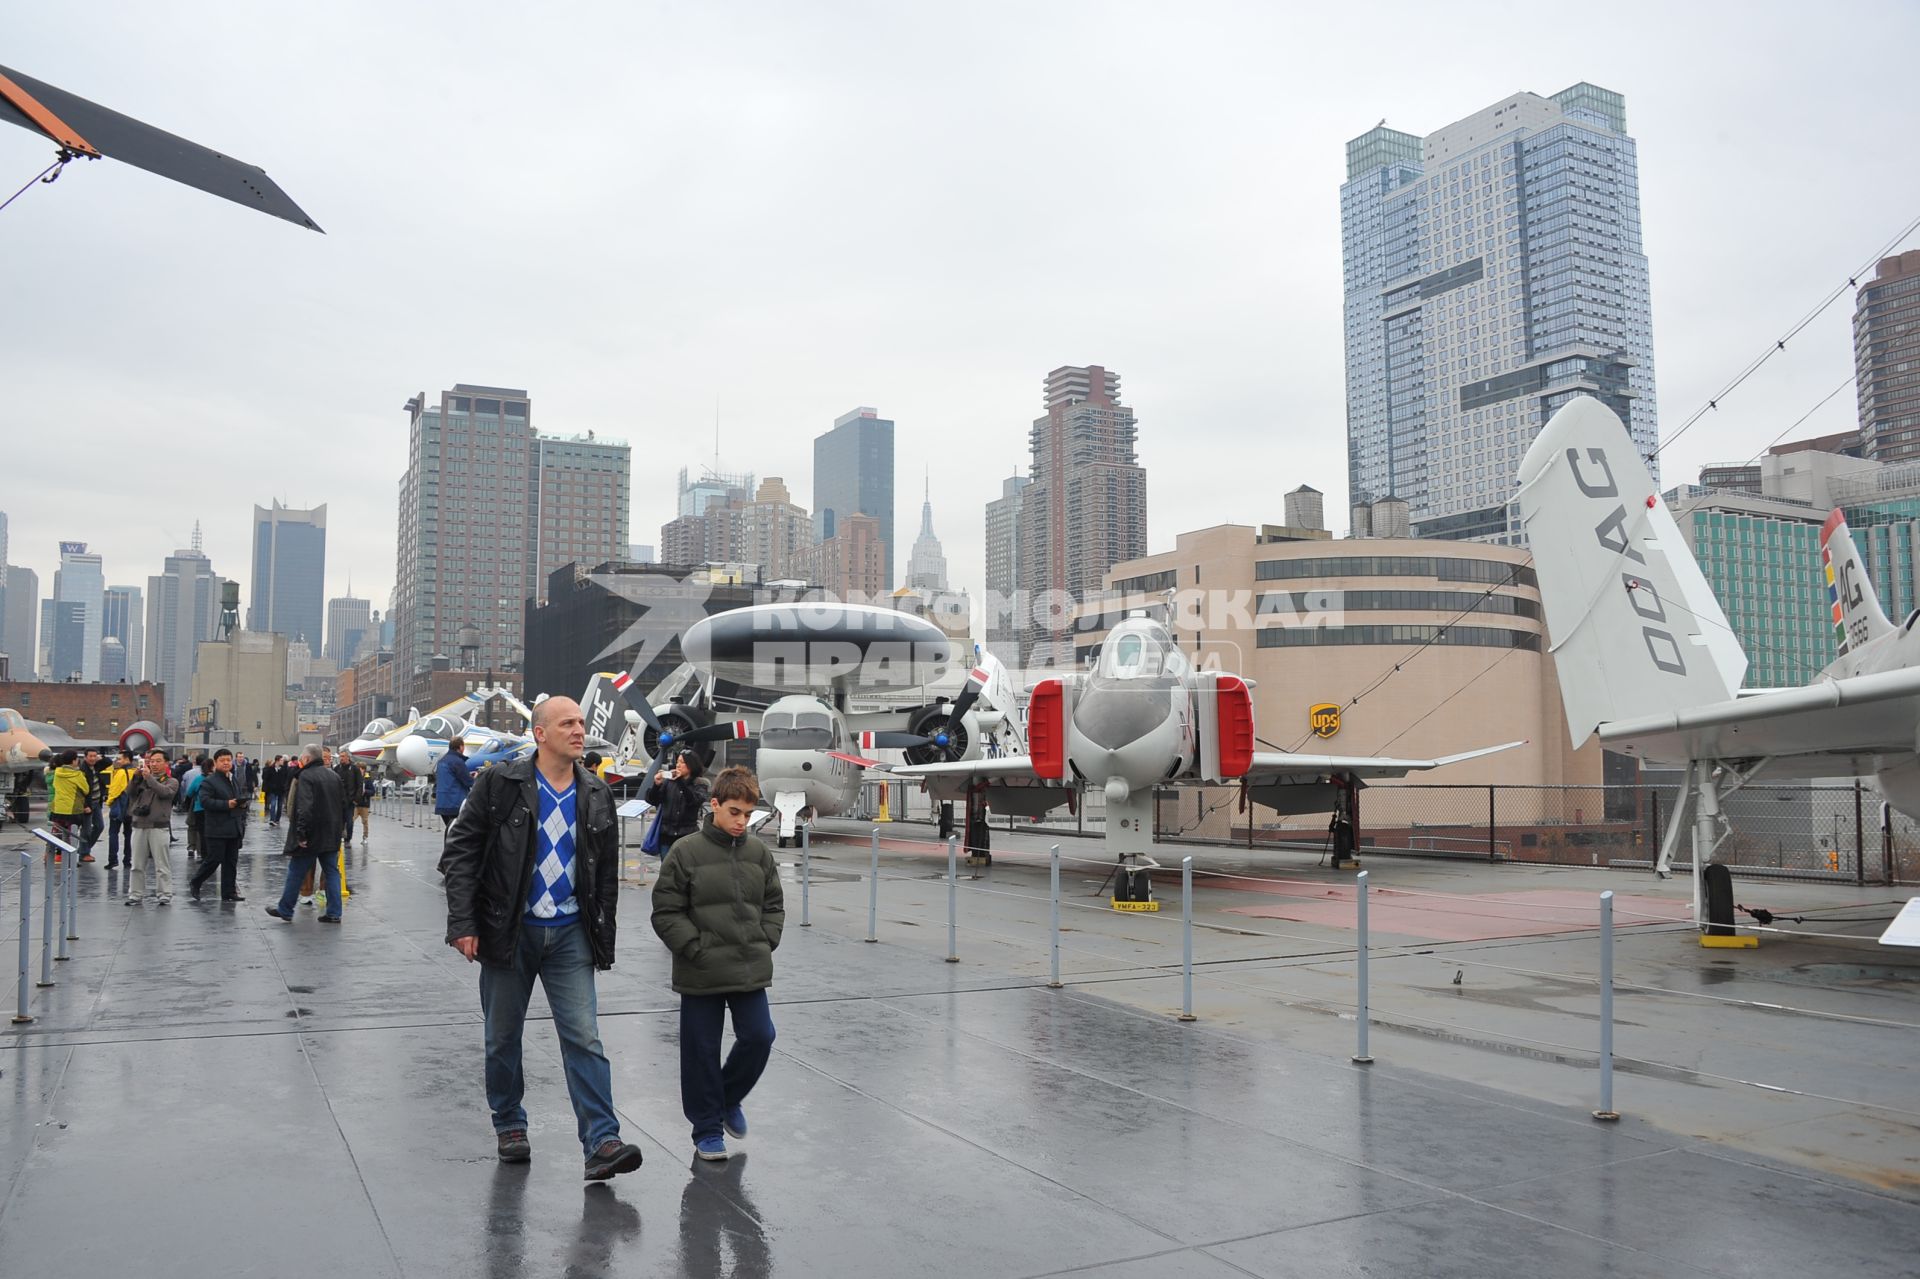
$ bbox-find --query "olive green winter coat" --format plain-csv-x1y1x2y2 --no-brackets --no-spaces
650,813,784,995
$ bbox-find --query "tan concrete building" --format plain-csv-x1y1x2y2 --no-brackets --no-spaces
190,631,300,746
1086,525,1604,842
808,513,887,603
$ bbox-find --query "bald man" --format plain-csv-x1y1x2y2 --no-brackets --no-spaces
441,697,641,1180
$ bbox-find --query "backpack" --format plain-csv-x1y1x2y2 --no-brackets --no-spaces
174,773,197,814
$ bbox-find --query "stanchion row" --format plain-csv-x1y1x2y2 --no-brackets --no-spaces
793,829,1630,1122
12,832,83,1028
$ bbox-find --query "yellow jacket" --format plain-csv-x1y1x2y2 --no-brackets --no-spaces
107,763,136,805
50,765,92,817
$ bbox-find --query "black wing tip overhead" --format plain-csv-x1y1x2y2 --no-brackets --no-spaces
0,63,322,233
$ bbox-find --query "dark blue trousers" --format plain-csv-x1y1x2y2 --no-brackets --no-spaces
679,990,775,1142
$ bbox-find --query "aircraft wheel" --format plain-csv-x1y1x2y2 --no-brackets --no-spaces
778,835,790,849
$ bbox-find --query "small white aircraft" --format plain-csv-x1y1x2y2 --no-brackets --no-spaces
342,686,533,777
1516,396,1920,923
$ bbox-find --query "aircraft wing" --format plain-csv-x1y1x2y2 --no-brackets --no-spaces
1242,740,1526,783
1597,668,1920,767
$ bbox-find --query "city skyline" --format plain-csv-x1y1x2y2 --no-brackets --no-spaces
3,5,1915,650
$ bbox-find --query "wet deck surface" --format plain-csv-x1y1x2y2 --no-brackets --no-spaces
3,802,1917,1277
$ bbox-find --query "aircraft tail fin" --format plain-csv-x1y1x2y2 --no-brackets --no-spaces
1515,398,1747,745
1820,509,1893,657
577,673,629,749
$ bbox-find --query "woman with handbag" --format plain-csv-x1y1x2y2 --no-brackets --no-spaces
644,752,709,853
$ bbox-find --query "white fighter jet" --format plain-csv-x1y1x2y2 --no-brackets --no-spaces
1517,396,1920,922
887,612,1520,884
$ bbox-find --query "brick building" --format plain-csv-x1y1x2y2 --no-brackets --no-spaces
0,679,167,741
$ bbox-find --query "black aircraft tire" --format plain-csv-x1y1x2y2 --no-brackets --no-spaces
1703,863,1736,936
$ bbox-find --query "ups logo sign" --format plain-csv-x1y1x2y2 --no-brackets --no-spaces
1309,703,1341,739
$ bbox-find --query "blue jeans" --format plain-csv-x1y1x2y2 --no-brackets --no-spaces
680,990,775,1143
266,792,283,823
277,854,342,918
480,920,620,1156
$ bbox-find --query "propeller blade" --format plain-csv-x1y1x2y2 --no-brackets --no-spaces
946,665,990,728
860,730,935,751
681,719,751,745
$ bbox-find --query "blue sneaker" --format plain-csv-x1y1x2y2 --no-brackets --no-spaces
723,1107,747,1141
695,1135,730,1161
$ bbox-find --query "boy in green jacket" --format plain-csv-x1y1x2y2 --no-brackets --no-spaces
650,765,783,1161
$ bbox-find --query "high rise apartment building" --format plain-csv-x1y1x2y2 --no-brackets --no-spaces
1855,251,1920,463
1016,366,1148,665
807,512,887,603
249,502,327,650
535,435,631,603
813,408,895,586
1341,83,1655,543
103,585,144,682
393,383,635,679
984,473,1030,668
739,478,812,582
396,385,536,676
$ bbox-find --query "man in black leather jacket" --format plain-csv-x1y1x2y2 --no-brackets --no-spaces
188,748,247,902
441,696,641,1181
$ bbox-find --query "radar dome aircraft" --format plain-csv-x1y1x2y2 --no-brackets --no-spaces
1517,395,1920,924
887,612,1520,894
601,603,1024,847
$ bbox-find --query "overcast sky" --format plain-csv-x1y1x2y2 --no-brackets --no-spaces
4,1,1917,663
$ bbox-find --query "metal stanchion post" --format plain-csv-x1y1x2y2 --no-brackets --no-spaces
1594,890,1619,1121
799,826,811,927
38,850,54,987
65,845,78,942
1353,870,1372,1064
865,827,879,943
13,851,32,1023
1048,845,1062,989
945,834,959,963
55,848,70,961
1179,856,1196,1021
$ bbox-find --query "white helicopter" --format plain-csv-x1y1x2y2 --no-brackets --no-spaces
601,603,1023,847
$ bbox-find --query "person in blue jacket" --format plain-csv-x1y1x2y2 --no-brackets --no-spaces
435,737,477,874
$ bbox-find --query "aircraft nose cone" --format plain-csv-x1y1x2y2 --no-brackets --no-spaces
1074,686,1172,750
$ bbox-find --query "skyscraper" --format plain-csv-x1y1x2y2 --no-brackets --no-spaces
52,542,105,682
813,408,896,586
0,563,37,677
1016,366,1148,666
534,434,631,604
47,600,86,682
904,481,948,592
395,385,537,676
103,584,144,682
249,502,327,650
1341,83,1655,543
146,530,227,699
325,594,372,666
739,477,812,582
1855,250,1920,463
807,513,887,602
984,472,1030,668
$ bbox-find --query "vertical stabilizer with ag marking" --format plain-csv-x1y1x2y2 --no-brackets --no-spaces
1820,509,1892,658
1515,398,1747,744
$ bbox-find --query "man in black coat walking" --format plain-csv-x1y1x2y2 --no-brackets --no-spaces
267,744,345,923
442,696,641,1181
188,748,247,902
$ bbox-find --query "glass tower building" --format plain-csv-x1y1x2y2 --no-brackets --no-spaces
812,408,896,586
249,502,327,652
1341,84,1657,543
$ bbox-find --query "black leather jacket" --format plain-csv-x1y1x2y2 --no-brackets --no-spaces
443,757,620,970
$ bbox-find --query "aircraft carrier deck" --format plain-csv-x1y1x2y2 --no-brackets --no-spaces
2,801,1915,1277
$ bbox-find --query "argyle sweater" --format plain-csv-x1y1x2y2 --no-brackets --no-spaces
526,772,581,926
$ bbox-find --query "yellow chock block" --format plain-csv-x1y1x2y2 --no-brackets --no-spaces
1699,934,1758,948
1111,899,1161,913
